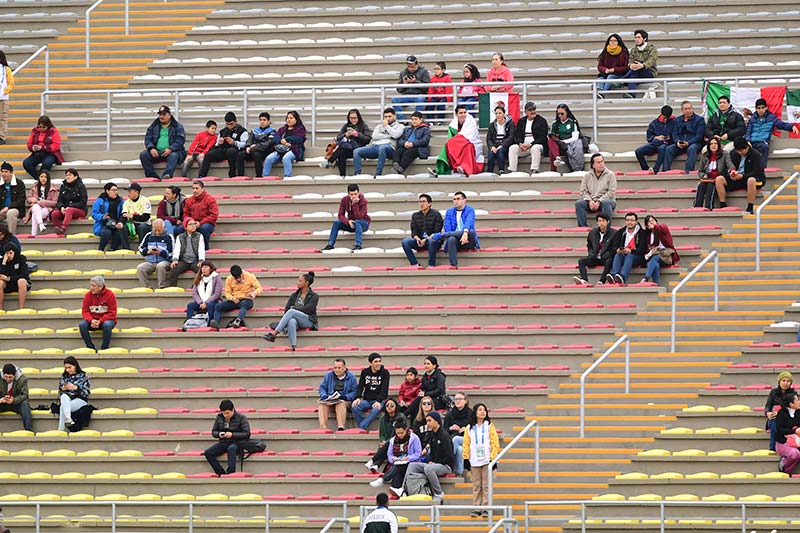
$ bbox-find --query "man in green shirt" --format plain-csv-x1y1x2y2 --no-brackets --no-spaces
139,105,186,180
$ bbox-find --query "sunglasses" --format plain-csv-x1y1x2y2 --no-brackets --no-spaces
421,401,432,406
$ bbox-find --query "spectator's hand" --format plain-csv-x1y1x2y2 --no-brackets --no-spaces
163,148,172,156
404,141,413,149
622,247,631,255
418,390,424,397
372,401,381,410
281,139,290,146
148,248,160,255
91,319,100,328
589,200,599,211
352,398,361,407
248,291,257,299
793,126,800,135
150,148,159,158
720,134,728,141
0,396,10,404
31,144,41,151
491,147,498,153
232,298,240,304
520,143,531,151
61,207,67,214
449,424,459,431
677,141,688,148
460,231,469,245
654,135,665,141
115,222,123,229
63,383,77,391
767,411,777,420
348,220,354,229
170,261,178,268
0,207,7,214
414,236,423,246
246,146,251,154
200,302,207,310
730,170,743,181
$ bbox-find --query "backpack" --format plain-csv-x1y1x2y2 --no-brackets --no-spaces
182,313,209,331
403,472,431,496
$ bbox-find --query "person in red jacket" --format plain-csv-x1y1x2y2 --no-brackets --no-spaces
398,367,422,411
428,61,453,123
78,275,117,351
180,180,218,249
22,115,63,179
181,120,217,177
641,214,679,285
321,183,370,251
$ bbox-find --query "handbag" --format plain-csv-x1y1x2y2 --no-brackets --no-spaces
324,140,338,160
657,247,675,265
182,313,209,331
786,434,800,448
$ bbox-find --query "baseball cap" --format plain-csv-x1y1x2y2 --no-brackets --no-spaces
127,183,142,192
406,55,418,64
157,105,171,115
524,101,537,111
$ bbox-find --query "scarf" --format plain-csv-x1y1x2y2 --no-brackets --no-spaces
637,43,648,52
165,196,183,220
606,45,622,56
197,271,218,303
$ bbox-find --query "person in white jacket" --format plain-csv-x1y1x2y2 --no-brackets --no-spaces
361,492,398,533
353,108,405,177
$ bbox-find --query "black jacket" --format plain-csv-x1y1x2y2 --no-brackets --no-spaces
211,411,251,441
427,425,455,468
421,368,447,409
56,178,88,213
705,109,746,143
728,148,766,185
356,366,391,402
610,226,649,256
217,124,248,151
335,122,372,148
487,119,515,149
0,178,26,212
775,406,800,445
283,288,319,329
513,114,549,151
443,405,472,437
410,208,443,240
585,227,618,262
765,386,796,427
0,250,29,283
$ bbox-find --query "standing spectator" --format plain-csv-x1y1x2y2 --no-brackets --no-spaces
317,358,358,431
262,111,306,178
765,371,795,452
441,105,484,176
322,184,370,251
78,275,117,351
352,353,391,430
428,62,452,123
181,120,217,177
392,56,431,120
57,356,90,431
485,105,515,174
211,264,261,330
548,104,583,174
353,108,405,177
156,185,185,236
22,115,63,179
0,162,26,234
139,105,186,180
508,102,548,174
0,50,13,145
403,411,454,502
620,29,657,98
398,367,422,412
121,182,153,245
236,112,276,177
364,399,403,473
23,170,58,236
744,97,800,169
596,33,629,94
574,213,617,286
92,182,128,252
458,64,484,113
0,243,29,310
136,219,173,289
262,272,319,351
662,101,705,174
462,403,500,517
641,215,679,284
391,112,431,175
0,363,32,431
321,109,372,177
607,212,648,285
369,418,422,499
185,260,222,327
775,392,800,474
401,193,443,266
199,112,248,178
204,399,251,476
634,105,675,174
485,52,513,92
575,153,616,227
695,138,731,210
427,191,480,268
168,218,205,287
405,355,448,416
705,95,745,150
444,392,472,476
716,137,765,214
362,493,400,533
52,168,88,235
180,180,218,249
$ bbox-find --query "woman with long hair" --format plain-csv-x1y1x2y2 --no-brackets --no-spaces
57,356,91,431
263,271,318,351
463,402,500,517
486,52,513,93
321,109,371,176
458,63,484,113
596,34,629,94
185,260,222,326
641,214,679,284
23,170,59,236
262,111,306,177
51,168,89,235
547,104,583,173
364,398,403,473
695,137,730,209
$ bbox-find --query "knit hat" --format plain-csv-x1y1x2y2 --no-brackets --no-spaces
778,371,794,384
0,161,12,172
426,411,442,425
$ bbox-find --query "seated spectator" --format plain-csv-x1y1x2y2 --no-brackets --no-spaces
364,399,403,473
398,367,421,412
574,213,617,286
136,219,173,289
405,355,448,416
462,403,500,516
0,162,25,235
23,115,63,179
705,95,745,151
57,356,90,431
168,218,205,287
236,112,275,178
181,120,217,177
369,417,422,497
765,371,795,452
317,358,358,431
321,109,372,177
508,101,548,174
139,105,186,180
547,104,583,174
0,243,29,309
354,107,405,177
156,185,185,236
180,180,218,249
596,34,629,94
427,191,480,268
322,184,370,251
0,363,32,431
575,153,616,228
262,272,319,351
695,138,730,210
447,105,485,175
23,170,58,236
411,395,436,449
715,137,765,214
485,53,513,92
745,97,800,169
92,182,128,252
391,111,431,175
634,105,674,174
458,63,484,113
51,168,88,235
607,212,648,285
211,264,261,330
352,353,391,431
199,112,248,179
403,411,454,502
262,111,306,178
122,182,152,245
185,260,221,328
78,275,117,351
401,193,443,266
427,61,452,123
775,392,800,474
641,214,679,284
204,399,251,476
392,56,431,120
620,29,658,98
444,392,472,476
485,105,515,174
662,101,705,174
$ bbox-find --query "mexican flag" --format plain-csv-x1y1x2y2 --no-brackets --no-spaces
478,92,521,128
787,88,800,138
703,81,786,118
435,126,457,175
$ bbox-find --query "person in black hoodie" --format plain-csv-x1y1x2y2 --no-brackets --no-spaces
263,272,318,351
775,392,800,474
574,213,617,286
204,399,251,476
352,352,391,430
715,137,765,215
52,168,88,235
444,391,472,475
765,371,796,452
485,105,515,174
403,410,454,501
405,355,447,417
0,243,29,309
607,211,649,285
199,112,249,178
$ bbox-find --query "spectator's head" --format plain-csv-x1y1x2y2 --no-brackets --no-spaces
418,193,432,213
452,191,467,210
455,105,468,124
383,398,398,416
463,63,480,82
2,243,16,261
425,410,442,431
782,391,800,410
151,218,165,235
258,112,270,128
383,107,396,122
555,104,574,122
126,182,142,201
473,402,492,426
164,185,181,201
224,112,237,128
37,170,51,190
733,136,750,155
37,115,54,130
590,153,605,174
0,161,13,180
393,415,409,439
285,111,303,127
185,218,198,233
0,51,7,67
157,105,172,124
205,120,217,134
410,111,424,127
660,105,673,119
434,61,447,75
706,137,721,156
368,352,383,372
778,371,794,391
494,105,507,122
376,492,390,507
219,399,235,419
89,274,105,294
453,391,469,410
624,212,639,229
194,260,216,285
491,52,506,69
423,355,439,372
643,214,658,230
633,29,648,44
405,55,419,73
346,108,364,127
0,222,9,243
191,180,205,197
332,358,347,377
103,181,119,199
298,271,315,288
63,355,82,376
347,183,360,202
229,264,243,281
717,95,731,113
755,98,769,117
405,367,419,382
596,212,610,231
2,363,16,383
680,100,693,118
65,168,80,183
417,395,434,422
603,33,627,53
524,101,537,118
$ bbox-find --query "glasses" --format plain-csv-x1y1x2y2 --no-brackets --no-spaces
455,397,466,402
557,112,566,116
421,401,432,406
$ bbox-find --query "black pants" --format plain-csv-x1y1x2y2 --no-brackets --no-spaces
204,440,241,475
382,463,410,489
236,147,272,177
371,441,389,467
328,147,354,176
694,181,717,209
99,226,129,251
578,256,612,283
393,146,420,172
200,146,240,178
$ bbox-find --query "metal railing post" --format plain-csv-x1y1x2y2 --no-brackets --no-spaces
488,419,539,505
111,502,116,533
580,335,629,437
670,251,719,352
756,172,800,271
44,47,50,92
311,88,317,148
173,91,179,119
124,0,129,35
591,80,598,145
243,89,249,130
85,0,105,68
106,92,111,151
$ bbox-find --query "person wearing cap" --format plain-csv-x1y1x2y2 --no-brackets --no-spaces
765,371,796,452
211,264,262,330
0,242,29,309
392,56,431,121
0,162,26,235
634,105,675,173
362,492,399,533
156,185,186,236
204,399,251,476
402,410,454,502
180,180,218,249
78,275,118,351
136,219,174,289
0,363,32,431
199,112,249,179
91,182,128,252
139,105,186,180
168,217,205,287
352,353,391,430
122,182,153,245
508,102,548,174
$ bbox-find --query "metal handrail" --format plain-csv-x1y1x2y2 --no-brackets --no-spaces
12,45,49,93
670,250,719,352
579,335,630,438
487,517,520,533
488,418,539,505
358,504,515,533
319,517,351,533
85,0,105,68
756,171,800,271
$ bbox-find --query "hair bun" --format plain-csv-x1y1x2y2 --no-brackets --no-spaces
307,271,315,279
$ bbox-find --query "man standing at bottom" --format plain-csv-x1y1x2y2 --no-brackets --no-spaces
403,411,454,502
574,213,617,286
204,399,251,476
362,493,399,533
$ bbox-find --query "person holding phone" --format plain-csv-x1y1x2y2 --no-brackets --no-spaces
392,56,431,120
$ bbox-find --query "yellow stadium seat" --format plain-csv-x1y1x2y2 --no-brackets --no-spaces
96,494,128,501
650,472,684,480
240,517,267,525
708,449,741,457
757,472,789,479
77,450,109,457
0,450,9,456
65,347,95,355
56,328,80,334
29,271,52,278
53,473,86,480
125,407,157,415
120,327,152,334
92,388,116,395
230,494,262,501
124,287,153,293
70,234,96,240
9,449,41,456
695,427,728,434
83,367,106,374
718,404,751,412
131,307,162,314
5,431,34,438
110,450,143,458
678,520,712,525
637,449,670,456
567,520,603,525
629,494,662,501
19,367,39,374
0,328,21,334
94,408,124,415
106,249,135,256
0,473,19,479
153,472,185,479
682,405,715,412
685,472,719,479
154,287,186,293
8,309,37,315
197,494,229,501
129,494,161,501
131,347,162,354
715,520,743,525
86,473,118,479
740,494,773,502
743,449,775,457
28,388,49,395
0,348,30,355
0,494,27,501
61,288,87,295
661,427,693,434
24,250,43,256
37,309,68,316
702,494,735,501
30,494,61,501
44,249,74,256
75,250,103,256
43,449,76,457
272,517,306,524
97,347,129,354
24,328,55,335
35,430,67,437
673,449,706,457
752,520,787,526
53,269,82,276
591,494,625,501
102,430,134,437
665,494,699,501
69,429,101,437
163,494,195,501
84,269,112,275
616,472,648,480
731,427,761,434
720,472,754,479
777,495,800,502
31,348,63,355
607,520,639,525
115,268,138,275
107,366,137,374
139,515,168,524
116,387,147,394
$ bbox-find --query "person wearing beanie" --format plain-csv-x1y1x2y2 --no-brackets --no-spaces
765,370,796,451
633,105,674,173
211,264,261,330
78,275,118,351
199,112,249,178
402,409,454,501
204,399,251,476
0,161,26,234
0,362,32,431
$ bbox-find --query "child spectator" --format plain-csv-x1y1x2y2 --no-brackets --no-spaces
463,402,500,516
23,170,58,236
428,61,452,123
392,112,431,174
458,63,484,113
182,120,217,177
398,367,421,411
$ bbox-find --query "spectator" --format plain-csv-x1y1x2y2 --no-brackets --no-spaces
428,61,452,123
392,56,431,120
575,153,616,227
662,101,705,174
695,138,731,210
398,367,422,412
596,33,629,94
156,185,185,236
391,111,431,175
745,97,800,169
485,105,515,174
0,162,25,234
168,218,206,287
0,222,20,254
321,109,372,177
199,112,248,179
641,214,679,284
236,112,276,178
405,355,448,416
322,184,370,251
765,371,795,452
716,137,765,214
369,417,422,500
705,95,745,150
548,104,583,174
634,105,675,174
57,356,90,431
136,219,174,289
403,411,454,502
574,213,617,286
180,180,218,249
211,264,261,330
462,403,500,517
317,358,358,431
92,182,127,252
78,275,117,351
620,29,658,98
23,170,58,236
23,115,63,179
458,63,484,113
185,260,222,327
364,399,403,473
352,352,391,431
121,182,153,244
508,101,548,174
441,105,484,176
486,52,514,93
139,105,186,180
428,191,480,268
52,168,88,235
354,108,405,177
262,272,319,351
262,111,306,178
0,363,32,431
204,399,251,476
181,120,217,177
444,392,472,476
401,193,444,266
0,243,29,310
362,492,399,533
607,212,648,285
0,51,13,145
411,395,436,448
775,392,800,474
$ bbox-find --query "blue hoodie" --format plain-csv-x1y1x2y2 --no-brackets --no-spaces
745,110,795,143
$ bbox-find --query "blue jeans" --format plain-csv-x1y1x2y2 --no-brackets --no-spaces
273,308,314,347
769,417,778,451
0,398,33,431
610,253,645,282
575,199,615,227
485,146,509,174
352,399,384,430
401,237,428,265
452,435,464,475
620,68,654,94
391,94,426,120
597,73,622,92
353,144,395,175
58,394,87,431
663,142,701,173
645,255,667,283
204,440,241,475
262,150,297,177
328,219,369,247
752,141,770,169
634,143,669,172
213,298,253,324
78,319,114,350
139,149,184,179
23,152,58,179
186,300,217,323
428,230,476,267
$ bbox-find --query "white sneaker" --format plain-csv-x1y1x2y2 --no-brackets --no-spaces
389,486,404,497
369,477,385,488
65,418,74,427
319,161,330,169
39,223,47,233
364,460,374,471
573,276,589,286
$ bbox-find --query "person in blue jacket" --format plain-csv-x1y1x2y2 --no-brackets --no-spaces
317,358,358,431
745,97,800,169
92,182,127,251
662,101,705,173
139,105,186,180
391,112,431,174
633,105,674,173
427,191,480,268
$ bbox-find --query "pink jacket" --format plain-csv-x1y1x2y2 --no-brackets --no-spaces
27,183,59,209
486,65,514,92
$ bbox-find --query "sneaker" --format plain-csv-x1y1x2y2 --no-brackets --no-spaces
553,157,564,166
0,139,6,145
596,281,604,286
263,332,276,343
54,226,65,235
209,320,219,330
432,492,445,503
392,162,404,174
319,161,331,169
229,318,242,329
364,459,375,471
369,477,385,488
614,274,625,285
389,486,404,497
605,274,615,285
640,277,649,284
426,167,438,178
39,223,47,233
321,244,334,251
455,166,465,174
352,244,362,251
470,510,482,518
779,457,786,472
482,510,489,517
573,276,589,286
65,418,74,427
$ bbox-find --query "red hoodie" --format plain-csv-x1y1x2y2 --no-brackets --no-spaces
187,131,217,155
82,286,118,323
398,377,422,405
183,190,219,227
428,73,453,102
